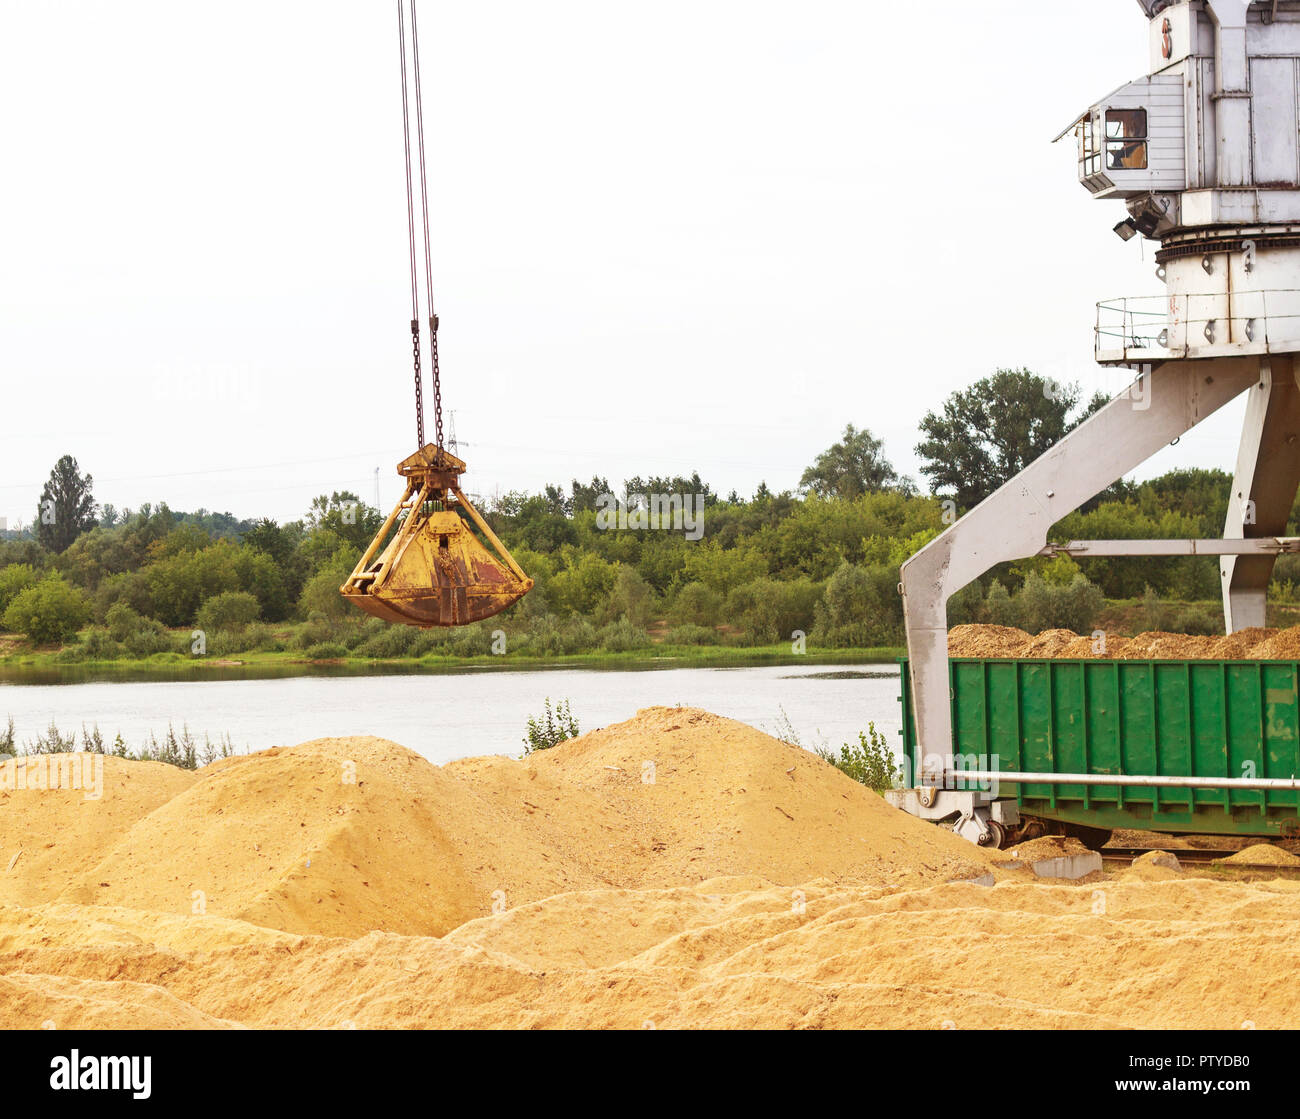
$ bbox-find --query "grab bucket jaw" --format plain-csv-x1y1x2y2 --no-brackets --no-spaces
340,446,534,628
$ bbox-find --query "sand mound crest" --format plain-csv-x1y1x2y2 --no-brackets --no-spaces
1220,844,1300,866
34,710,994,939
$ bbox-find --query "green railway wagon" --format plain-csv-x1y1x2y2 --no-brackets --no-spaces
899,657,1300,840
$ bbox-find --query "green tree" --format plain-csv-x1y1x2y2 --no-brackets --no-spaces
0,564,38,615
305,492,382,553
298,549,358,621
602,565,655,627
197,591,262,634
3,574,90,644
35,455,98,554
800,425,902,499
916,370,1106,511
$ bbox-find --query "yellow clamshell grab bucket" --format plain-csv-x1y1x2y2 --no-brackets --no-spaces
341,446,533,628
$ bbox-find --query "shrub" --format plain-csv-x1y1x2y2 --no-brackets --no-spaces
725,576,821,646
123,621,171,658
298,565,356,622
304,642,347,660
0,564,39,616
1017,572,1104,633
104,601,170,656
1171,605,1221,636
600,566,655,627
450,626,494,657
1139,585,1175,631
668,581,722,628
666,623,717,646
356,624,422,659
814,723,902,793
78,628,124,660
196,591,261,634
91,571,155,624
598,617,650,653
3,575,90,644
523,698,579,754
983,580,1021,627
813,563,902,648
105,602,146,643
411,628,455,656
295,613,337,650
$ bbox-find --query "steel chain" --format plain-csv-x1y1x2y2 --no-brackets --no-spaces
411,319,425,447
429,319,444,457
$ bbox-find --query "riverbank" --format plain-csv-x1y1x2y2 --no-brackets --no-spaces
0,642,906,682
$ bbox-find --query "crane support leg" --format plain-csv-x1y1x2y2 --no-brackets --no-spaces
901,358,1261,781
1222,357,1300,632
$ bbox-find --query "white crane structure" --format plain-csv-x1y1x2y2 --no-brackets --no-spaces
899,0,1300,837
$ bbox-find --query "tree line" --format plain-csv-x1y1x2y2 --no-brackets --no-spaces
0,370,1280,659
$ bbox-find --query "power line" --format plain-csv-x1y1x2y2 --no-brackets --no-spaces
0,448,409,491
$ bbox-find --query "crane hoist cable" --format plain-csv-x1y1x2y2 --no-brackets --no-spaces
396,0,442,455
338,0,535,628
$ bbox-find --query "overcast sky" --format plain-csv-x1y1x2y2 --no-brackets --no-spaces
0,0,1246,527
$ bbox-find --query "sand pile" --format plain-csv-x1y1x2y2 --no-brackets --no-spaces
0,757,195,908
2,710,993,939
950,623,1300,660
3,877,1300,1028
1220,844,1300,866
3,708,1300,1029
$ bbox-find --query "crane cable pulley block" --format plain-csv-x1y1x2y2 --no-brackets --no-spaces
340,0,533,628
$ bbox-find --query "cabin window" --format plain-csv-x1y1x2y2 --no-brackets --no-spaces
1105,109,1148,171
1078,114,1103,178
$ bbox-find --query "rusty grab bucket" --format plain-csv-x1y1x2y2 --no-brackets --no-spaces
340,446,533,628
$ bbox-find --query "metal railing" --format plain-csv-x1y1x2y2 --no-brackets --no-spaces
1095,290,1300,361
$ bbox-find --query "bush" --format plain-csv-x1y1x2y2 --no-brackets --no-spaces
814,723,902,793
103,601,170,657
3,575,90,644
123,623,172,658
668,581,722,628
1171,604,1221,636
1017,572,1104,633
982,580,1021,627
196,591,261,634
91,571,155,625
600,565,656,627
813,563,902,648
665,623,717,646
295,613,338,650
523,698,579,754
105,602,145,643
78,628,124,660
355,623,422,659
304,642,347,660
298,567,356,622
449,626,494,657
725,576,821,646
0,564,39,616
598,617,650,653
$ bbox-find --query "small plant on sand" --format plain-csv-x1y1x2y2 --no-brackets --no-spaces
815,722,902,793
523,698,580,754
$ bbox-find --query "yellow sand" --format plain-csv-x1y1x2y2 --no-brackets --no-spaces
951,623,1300,660
0,707,1298,1029
1220,844,1300,866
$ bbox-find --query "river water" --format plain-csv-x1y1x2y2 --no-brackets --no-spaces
0,663,906,766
